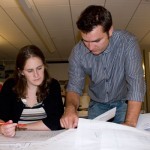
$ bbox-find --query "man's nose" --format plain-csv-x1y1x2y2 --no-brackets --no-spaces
87,42,94,51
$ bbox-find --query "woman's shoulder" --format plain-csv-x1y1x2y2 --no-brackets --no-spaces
48,78,60,87
1,78,15,92
3,78,15,87
46,78,61,94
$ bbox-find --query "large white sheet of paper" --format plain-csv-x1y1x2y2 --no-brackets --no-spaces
94,107,116,121
0,130,65,150
76,118,150,150
0,143,30,150
136,113,150,131
24,129,77,150
25,118,150,150
1,111,150,150
0,130,64,143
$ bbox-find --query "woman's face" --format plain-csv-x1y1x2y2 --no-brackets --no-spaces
21,57,45,87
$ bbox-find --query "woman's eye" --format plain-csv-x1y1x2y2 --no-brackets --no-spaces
27,70,33,73
37,67,42,70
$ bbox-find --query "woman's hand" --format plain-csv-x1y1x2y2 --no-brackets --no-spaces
0,120,17,137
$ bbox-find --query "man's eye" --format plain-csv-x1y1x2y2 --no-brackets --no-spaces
82,39,87,43
94,39,100,43
82,41,88,44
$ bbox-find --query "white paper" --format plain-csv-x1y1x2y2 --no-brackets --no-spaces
94,107,116,121
0,130,65,150
1,112,150,150
25,118,150,150
0,143,30,150
0,130,64,143
25,129,77,150
136,113,150,131
76,118,150,150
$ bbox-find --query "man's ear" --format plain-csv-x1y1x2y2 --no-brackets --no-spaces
109,26,114,37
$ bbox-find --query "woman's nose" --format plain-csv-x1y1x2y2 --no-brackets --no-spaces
33,70,39,77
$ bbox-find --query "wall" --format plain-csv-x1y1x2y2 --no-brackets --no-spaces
143,49,150,113
0,62,69,81
0,62,89,94
47,63,69,80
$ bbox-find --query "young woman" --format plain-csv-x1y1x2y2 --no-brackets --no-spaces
0,45,64,137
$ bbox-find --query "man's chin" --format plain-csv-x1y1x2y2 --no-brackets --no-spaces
92,49,105,55
92,52,101,55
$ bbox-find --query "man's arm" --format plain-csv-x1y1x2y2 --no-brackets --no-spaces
124,100,142,127
60,91,80,129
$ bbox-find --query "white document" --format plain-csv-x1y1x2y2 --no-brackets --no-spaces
25,118,150,150
76,118,150,150
0,130,64,143
136,113,150,131
1,111,150,150
22,108,116,150
0,130,65,150
24,129,77,150
0,143,30,150
94,107,116,121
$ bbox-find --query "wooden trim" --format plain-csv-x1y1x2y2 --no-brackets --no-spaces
143,49,150,113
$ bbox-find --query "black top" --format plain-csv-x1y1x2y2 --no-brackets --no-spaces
0,78,64,130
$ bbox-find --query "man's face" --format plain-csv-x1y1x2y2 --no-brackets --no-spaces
81,25,113,55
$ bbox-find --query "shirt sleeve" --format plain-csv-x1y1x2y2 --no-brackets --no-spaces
125,36,146,101
67,45,86,95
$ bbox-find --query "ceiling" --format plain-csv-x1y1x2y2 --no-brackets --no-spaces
0,0,150,62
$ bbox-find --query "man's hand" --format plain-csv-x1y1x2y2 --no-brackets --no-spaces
60,106,79,129
123,100,142,127
122,121,137,127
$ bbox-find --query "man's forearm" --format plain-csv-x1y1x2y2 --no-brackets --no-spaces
124,100,142,127
60,91,80,128
65,92,80,110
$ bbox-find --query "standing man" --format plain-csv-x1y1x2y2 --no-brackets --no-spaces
60,5,145,128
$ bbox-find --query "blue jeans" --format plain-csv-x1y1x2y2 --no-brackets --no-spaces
88,100,127,124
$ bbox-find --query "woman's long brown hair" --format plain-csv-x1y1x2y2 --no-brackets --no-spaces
13,45,51,102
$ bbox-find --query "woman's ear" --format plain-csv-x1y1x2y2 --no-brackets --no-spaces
18,68,24,76
21,72,24,76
